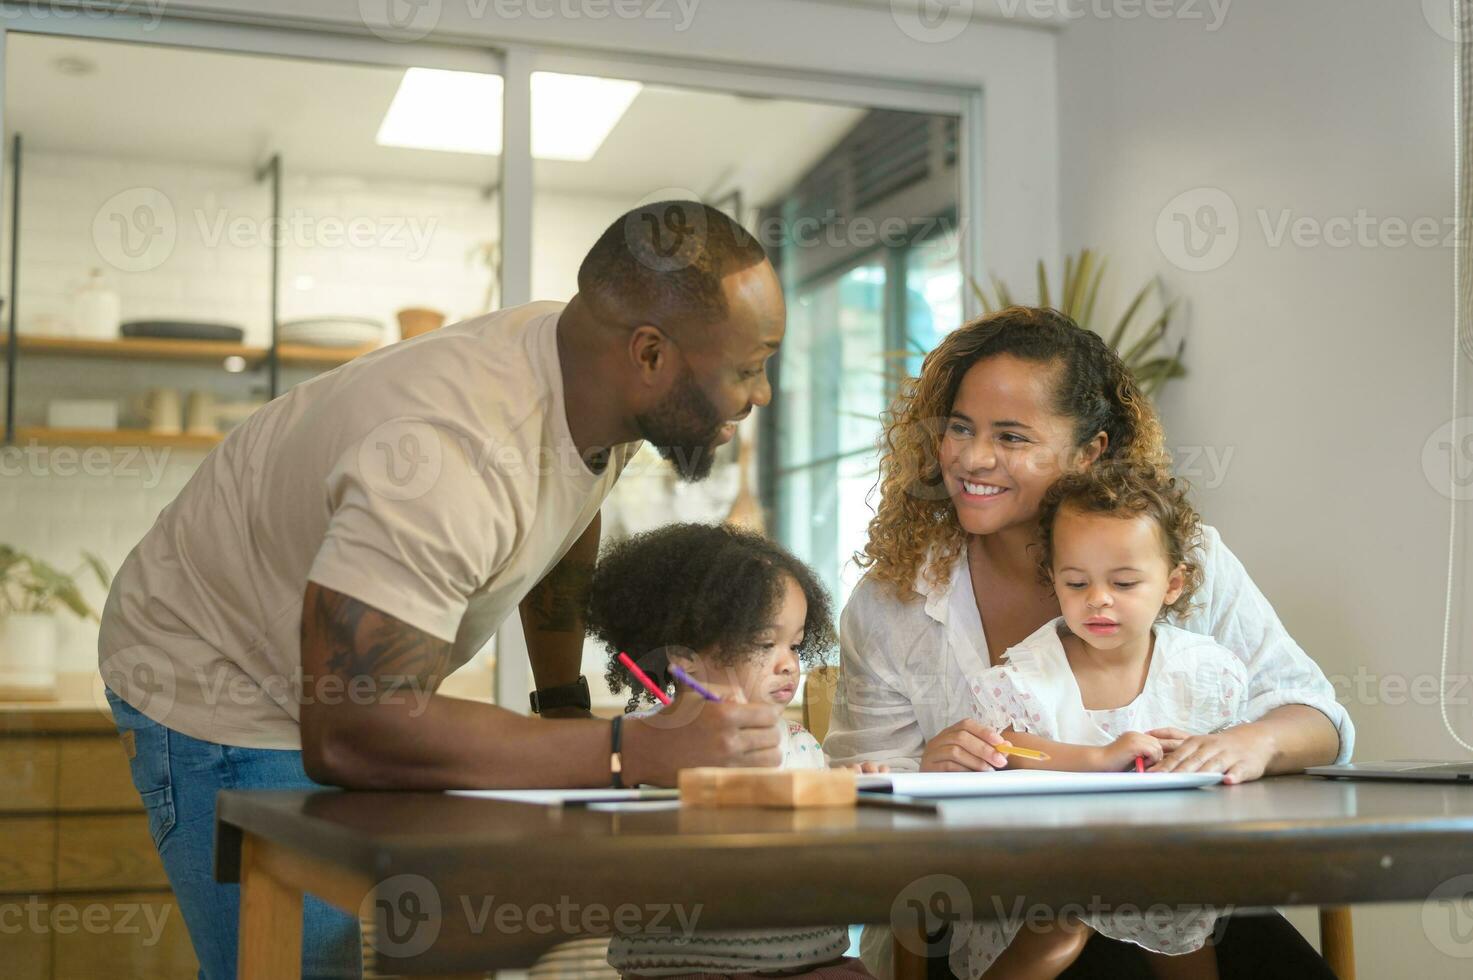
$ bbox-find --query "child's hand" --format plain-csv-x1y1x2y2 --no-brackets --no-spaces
847,761,890,774
1096,731,1164,772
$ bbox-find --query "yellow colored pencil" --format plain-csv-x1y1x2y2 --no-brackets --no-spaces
996,742,1051,761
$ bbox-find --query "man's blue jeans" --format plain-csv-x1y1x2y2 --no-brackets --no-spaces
105,686,362,980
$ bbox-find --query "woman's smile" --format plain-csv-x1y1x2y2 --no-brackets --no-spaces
955,478,1011,504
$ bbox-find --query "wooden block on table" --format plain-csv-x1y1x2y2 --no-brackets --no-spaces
678,767,856,808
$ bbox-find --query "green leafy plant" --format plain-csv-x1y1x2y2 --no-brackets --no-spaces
0,546,112,620
970,248,1187,397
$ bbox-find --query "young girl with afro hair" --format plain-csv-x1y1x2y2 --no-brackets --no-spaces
587,522,885,979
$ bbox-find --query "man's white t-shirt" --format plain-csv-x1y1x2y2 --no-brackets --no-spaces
98,301,639,750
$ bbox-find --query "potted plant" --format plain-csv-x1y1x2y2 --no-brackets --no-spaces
0,546,111,700
969,248,1187,397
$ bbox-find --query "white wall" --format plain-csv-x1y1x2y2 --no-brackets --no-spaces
1058,2,1461,975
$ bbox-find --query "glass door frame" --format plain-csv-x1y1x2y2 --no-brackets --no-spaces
0,7,985,710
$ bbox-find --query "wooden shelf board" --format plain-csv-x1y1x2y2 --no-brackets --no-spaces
13,427,224,449
276,343,378,366
13,335,378,368
16,334,264,364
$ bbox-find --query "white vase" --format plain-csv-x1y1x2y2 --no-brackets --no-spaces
72,268,121,340
0,613,59,701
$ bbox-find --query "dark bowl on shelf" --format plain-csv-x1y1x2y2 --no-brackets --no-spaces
121,320,247,343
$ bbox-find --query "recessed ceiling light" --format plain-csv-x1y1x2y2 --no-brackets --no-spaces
529,72,641,161
375,68,640,162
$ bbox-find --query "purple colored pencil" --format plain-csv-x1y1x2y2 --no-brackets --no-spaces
669,664,722,702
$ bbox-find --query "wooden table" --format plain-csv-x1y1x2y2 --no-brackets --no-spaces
215,776,1473,978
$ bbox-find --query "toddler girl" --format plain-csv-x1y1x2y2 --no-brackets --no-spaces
963,462,1248,980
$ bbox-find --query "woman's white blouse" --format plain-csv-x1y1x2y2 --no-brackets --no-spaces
824,525,1353,770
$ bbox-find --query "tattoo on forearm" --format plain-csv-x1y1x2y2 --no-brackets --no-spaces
522,559,594,633
302,583,453,699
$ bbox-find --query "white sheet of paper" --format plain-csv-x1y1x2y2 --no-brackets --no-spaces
857,770,1223,798
586,800,684,813
448,788,676,806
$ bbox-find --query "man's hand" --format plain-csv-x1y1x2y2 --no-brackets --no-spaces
920,719,1011,772
1147,725,1275,784
619,693,783,786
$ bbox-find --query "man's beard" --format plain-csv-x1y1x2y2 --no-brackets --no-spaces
634,366,727,481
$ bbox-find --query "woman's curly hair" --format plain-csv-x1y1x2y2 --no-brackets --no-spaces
855,306,1170,598
1035,460,1203,619
587,523,837,710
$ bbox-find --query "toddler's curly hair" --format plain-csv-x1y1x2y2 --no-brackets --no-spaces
586,523,837,709
1035,461,1204,619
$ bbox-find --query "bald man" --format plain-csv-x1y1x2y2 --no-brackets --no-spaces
98,202,787,979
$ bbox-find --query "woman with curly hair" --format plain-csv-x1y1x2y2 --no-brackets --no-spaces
824,306,1350,980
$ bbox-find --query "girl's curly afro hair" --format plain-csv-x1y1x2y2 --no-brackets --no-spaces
586,522,837,709
1035,459,1204,619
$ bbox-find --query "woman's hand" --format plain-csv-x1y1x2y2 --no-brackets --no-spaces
920,720,1011,772
1147,725,1274,784
1096,731,1164,772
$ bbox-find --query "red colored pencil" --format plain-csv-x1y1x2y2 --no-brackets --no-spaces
618,651,672,706
1135,756,1146,773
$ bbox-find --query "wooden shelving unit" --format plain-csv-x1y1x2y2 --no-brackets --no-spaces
16,335,376,369
4,142,381,447
17,335,264,364
14,427,225,449
277,342,378,366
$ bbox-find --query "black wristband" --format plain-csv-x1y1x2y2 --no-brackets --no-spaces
529,675,591,714
610,715,624,789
